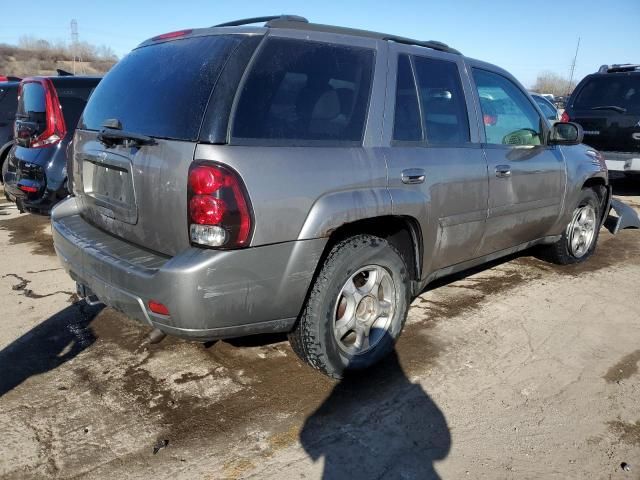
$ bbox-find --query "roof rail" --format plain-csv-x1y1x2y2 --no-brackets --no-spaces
212,16,460,55
266,18,461,55
598,64,640,73
213,15,308,28
381,36,460,55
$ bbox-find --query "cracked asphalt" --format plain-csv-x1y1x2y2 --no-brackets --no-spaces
1,177,639,479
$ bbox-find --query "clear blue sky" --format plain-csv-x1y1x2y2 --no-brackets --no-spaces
1,0,638,87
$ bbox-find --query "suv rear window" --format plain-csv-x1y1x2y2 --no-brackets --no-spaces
80,35,245,141
231,38,374,145
574,75,640,114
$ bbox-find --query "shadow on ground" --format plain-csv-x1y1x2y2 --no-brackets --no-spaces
300,346,450,479
0,302,103,397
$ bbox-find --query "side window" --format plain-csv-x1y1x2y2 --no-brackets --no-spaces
413,56,470,144
232,38,374,143
393,55,422,142
473,69,542,146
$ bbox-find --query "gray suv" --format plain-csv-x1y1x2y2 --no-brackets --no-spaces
52,16,614,377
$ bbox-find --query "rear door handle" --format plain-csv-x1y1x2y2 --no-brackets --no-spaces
495,165,512,178
401,168,426,184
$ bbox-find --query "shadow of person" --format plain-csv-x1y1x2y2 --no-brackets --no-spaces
0,301,103,397
300,346,451,479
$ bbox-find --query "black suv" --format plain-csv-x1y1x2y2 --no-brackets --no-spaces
0,79,20,181
563,64,640,175
2,75,101,212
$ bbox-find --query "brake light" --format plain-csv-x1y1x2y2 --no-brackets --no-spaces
188,163,252,248
0,76,7,82
18,185,38,193
17,78,67,149
560,111,570,122
152,29,192,41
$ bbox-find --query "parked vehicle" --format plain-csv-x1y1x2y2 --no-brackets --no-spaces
2,74,100,212
52,16,624,377
0,79,20,182
563,64,640,176
530,92,560,122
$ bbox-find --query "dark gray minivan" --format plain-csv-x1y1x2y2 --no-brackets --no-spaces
52,16,622,377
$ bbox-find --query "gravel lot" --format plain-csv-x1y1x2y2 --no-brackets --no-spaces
1,178,639,479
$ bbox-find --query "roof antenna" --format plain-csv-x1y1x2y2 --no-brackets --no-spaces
567,37,580,96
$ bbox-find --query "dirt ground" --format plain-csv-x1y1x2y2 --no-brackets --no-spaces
0,178,639,480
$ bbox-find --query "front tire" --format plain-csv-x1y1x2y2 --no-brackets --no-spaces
540,188,602,265
289,234,411,378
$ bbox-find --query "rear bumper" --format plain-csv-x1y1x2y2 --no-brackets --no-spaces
52,197,326,341
602,151,640,173
3,167,67,214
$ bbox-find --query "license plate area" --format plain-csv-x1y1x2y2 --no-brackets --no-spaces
82,153,137,224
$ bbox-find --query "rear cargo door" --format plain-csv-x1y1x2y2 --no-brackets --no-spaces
569,74,640,153
73,34,251,256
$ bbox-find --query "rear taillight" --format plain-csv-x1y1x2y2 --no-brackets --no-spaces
188,163,252,248
16,78,67,149
560,111,570,123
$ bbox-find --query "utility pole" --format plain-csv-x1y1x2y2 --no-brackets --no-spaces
70,19,78,75
567,37,580,96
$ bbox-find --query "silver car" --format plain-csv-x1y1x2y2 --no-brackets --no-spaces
52,15,621,377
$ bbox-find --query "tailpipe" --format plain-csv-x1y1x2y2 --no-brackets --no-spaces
147,328,167,344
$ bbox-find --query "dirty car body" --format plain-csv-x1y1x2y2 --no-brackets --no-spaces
50,17,636,374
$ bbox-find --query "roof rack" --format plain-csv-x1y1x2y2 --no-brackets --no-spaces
213,15,308,28
598,64,640,73
212,15,461,55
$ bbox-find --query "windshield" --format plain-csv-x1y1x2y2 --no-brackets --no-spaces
80,35,245,141
574,75,640,114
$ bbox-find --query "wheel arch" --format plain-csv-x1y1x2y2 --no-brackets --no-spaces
314,215,424,294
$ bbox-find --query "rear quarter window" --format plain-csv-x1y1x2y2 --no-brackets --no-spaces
80,35,245,141
231,38,374,145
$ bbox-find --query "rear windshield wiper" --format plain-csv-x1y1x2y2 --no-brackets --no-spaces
591,105,627,113
97,119,156,148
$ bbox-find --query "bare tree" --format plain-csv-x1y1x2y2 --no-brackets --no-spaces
531,71,574,97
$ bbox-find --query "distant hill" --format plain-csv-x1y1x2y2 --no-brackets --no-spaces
0,37,118,77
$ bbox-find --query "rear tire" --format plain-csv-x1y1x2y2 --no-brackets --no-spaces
540,188,602,265
289,234,411,378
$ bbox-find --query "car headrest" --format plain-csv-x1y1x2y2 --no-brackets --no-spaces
311,89,341,121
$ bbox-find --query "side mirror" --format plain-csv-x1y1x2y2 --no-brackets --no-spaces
549,122,583,146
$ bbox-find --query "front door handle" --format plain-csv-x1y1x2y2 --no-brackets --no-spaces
495,165,512,178
401,168,426,184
